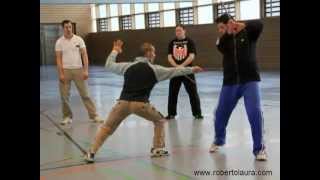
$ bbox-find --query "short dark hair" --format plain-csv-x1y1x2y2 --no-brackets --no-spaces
175,24,185,30
61,20,72,27
215,13,233,24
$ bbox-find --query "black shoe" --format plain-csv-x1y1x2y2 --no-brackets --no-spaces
194,115,204,120
165,115,175,120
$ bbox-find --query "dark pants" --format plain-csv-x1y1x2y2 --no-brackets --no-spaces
167,74,202,116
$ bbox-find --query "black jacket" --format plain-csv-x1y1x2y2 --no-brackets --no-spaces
216,20,263,85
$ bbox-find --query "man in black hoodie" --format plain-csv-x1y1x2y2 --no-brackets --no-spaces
209,14,267,161
84,40,203,163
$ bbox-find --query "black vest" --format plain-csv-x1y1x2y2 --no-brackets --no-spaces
119,62,158,102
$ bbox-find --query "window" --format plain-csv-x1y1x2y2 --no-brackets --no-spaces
179,2,193,8
92,20,97,33
98,4,106,18
164,10,176,27
163,2,175,10
240,0,260,20
110,4,118,17
97,18,108,32
163,3,176,27
147,12,160,28
91,4,97,32
135,14,145,29
265,0,280,17
178,7,194,25
217,1,235,18
148,3,159,12
134,3,144,14
120,16,132,30
110,17,119,31
198,5,213,24
216,0,234,2
198,0,212,6
121,4,131,16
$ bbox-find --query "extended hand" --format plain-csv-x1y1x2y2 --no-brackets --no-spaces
112,39,123,53
192,66,203,73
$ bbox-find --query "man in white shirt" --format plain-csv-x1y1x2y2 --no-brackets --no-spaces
55,20,103,125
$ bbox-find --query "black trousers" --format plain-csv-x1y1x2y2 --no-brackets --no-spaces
167,74,202,116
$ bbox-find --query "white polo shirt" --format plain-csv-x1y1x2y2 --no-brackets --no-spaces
55,35,86,69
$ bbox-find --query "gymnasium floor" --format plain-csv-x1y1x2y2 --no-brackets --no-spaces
40,65,280,180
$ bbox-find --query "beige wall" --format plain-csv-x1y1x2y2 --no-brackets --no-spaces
40,5,92,37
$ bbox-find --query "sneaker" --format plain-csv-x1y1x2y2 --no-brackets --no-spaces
194,114,204,120
150,148,169,158
255,149,267,161
209,144,221,153
90,116,104,123
60,117,72,125
165,115,175,120
84,151,95,163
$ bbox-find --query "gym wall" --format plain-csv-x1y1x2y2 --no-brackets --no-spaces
40,5,92,37
85,17,279,70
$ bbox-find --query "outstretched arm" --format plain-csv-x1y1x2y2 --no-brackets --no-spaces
151,64,203,82
105,40,131,75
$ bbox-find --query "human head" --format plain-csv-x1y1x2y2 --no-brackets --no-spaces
61,19,73,38
175,24,186,39
215,13,235,34
140,42,156,63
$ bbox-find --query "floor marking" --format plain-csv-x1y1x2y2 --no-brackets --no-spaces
40,157,73,167
137,160,193,180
